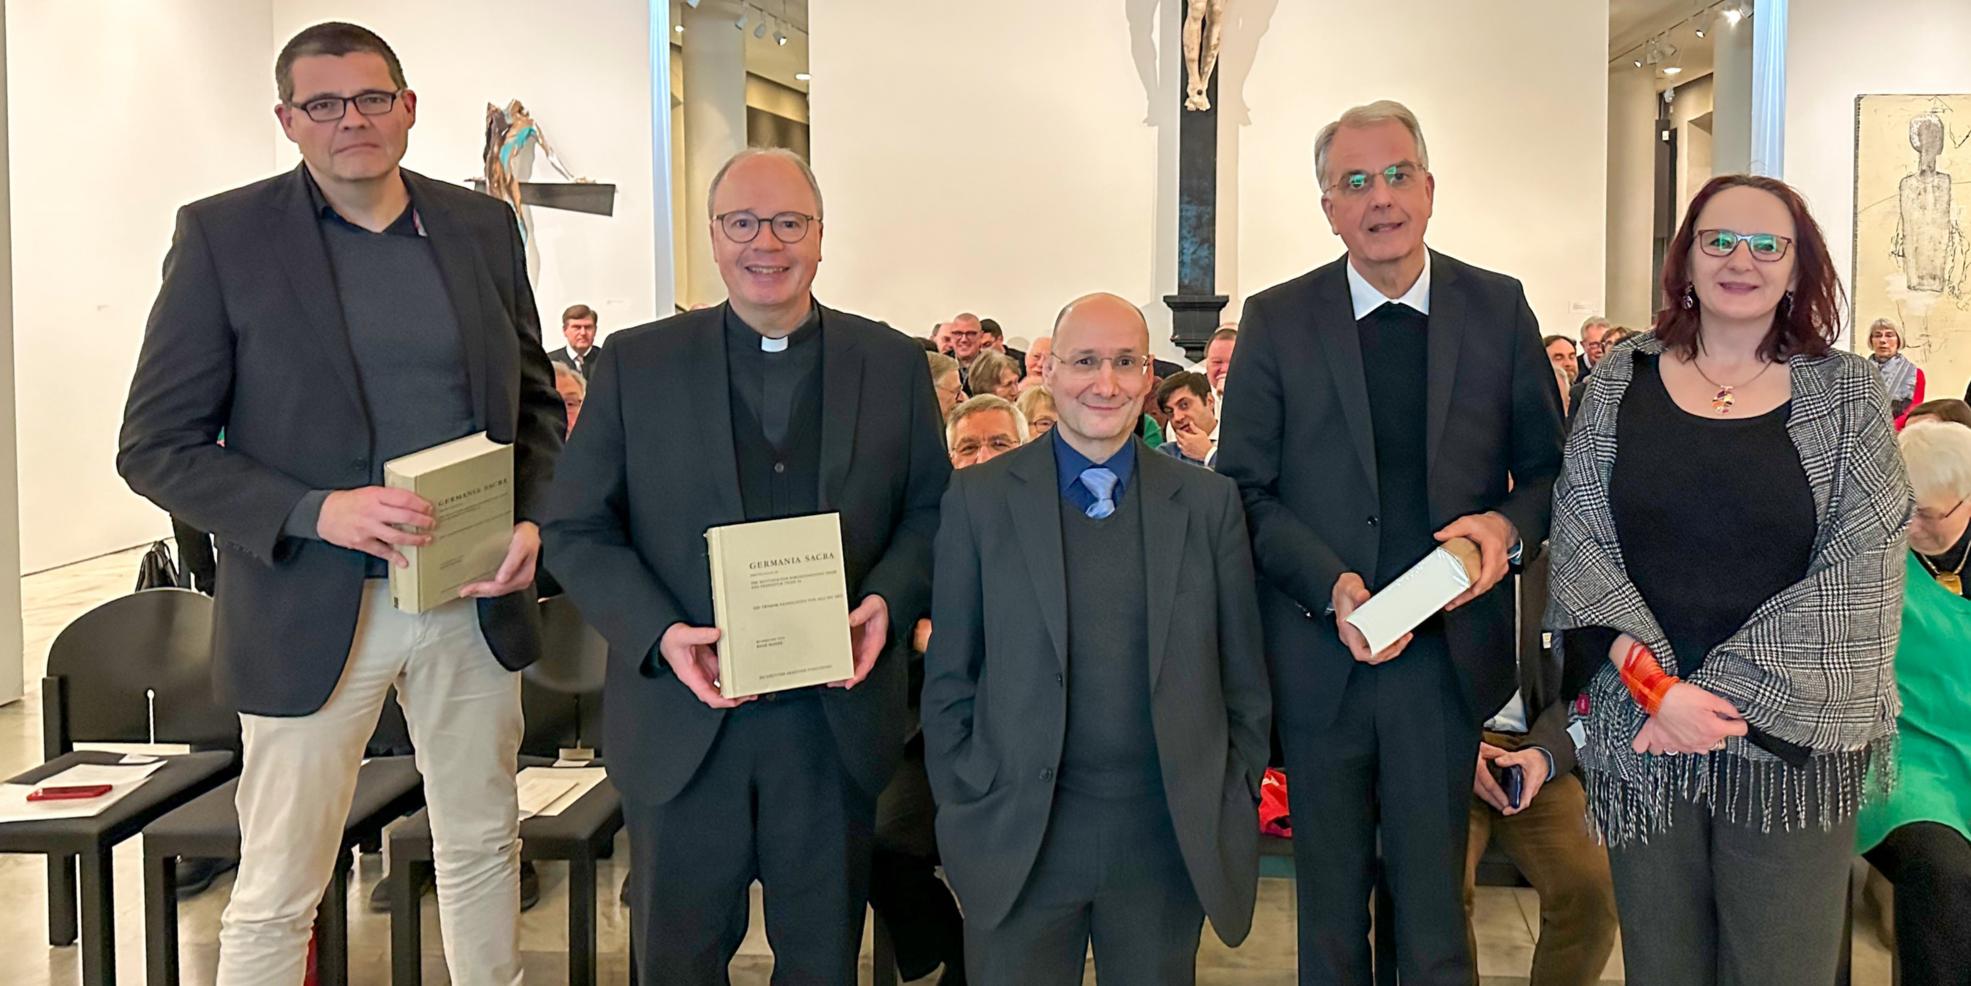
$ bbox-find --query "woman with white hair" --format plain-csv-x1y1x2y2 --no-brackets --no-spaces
1857,420,1971,986
1868,318,1927,427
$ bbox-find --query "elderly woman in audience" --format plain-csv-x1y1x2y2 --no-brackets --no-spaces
927,351,965,422
1906,398,1971,430
1869,318,1927,426
966,349,1022,402
1856,420,1971,986
1015,385,1058,439
1547,175,1910,986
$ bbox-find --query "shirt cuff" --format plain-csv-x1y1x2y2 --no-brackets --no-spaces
281,490,332,541
1534,746,1556,781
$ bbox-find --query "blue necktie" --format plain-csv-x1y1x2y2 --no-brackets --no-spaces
1079,467,1119,519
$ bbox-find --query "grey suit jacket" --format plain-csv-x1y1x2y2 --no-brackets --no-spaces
117,165,564,717
922,438,1271,941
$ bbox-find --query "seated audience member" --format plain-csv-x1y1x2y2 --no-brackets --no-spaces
966,350,1023,402
1869,317,1927,427
980,318,1025,367
1907,398,1971,430
928,352,965,422
1576,316,1611,379
553,363,585,439
1015,387,1059,439
1568,325,1638,419
1856,420,1971,986
548,303,603,377
946,312,987,377
1022,336,1053,388
1154,371,1219,466
946,394,1028,469
1465,552,1617,986
1544,334,1580,384
1204,325,1238,399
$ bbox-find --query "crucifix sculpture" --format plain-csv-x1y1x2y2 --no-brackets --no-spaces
1165,0,1231,359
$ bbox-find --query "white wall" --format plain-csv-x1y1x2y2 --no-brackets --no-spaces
811,0,1607,355
0,3,26,702
1233,0,1608,339
8,1,660,573
1784,0,1971,349
7,0,274,572
1607,62,1660,329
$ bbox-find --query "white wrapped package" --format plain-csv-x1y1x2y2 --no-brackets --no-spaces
1345,537,1481,655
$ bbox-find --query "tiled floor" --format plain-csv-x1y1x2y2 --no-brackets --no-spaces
0,546,1897,984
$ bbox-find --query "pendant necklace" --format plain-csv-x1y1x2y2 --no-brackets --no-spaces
1917,549,1968,597
1690,356,1775,414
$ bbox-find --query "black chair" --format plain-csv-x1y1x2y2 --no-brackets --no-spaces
390,595,622,986
0,589,238,986
141,702,425,986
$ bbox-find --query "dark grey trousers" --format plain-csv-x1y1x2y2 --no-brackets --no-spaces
1606,787,1857,986
965,786,1204,986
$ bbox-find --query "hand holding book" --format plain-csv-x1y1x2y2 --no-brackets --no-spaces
457,521,542,599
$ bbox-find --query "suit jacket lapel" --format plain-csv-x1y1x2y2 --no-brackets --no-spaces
1009,447,1070,675
1424,252,1464,483
1312,261,1379,500
266,165,368,425
404,170,491,430
685,308,744,519
1138,447,1186,690
816,304,861,510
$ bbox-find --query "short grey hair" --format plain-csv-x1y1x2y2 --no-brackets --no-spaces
926,351,959,380
552,361,587,396
1313,99,1431,191
706,147,824,221
946,394,1029,446
1902,420,1971,502
1579,315,1611,334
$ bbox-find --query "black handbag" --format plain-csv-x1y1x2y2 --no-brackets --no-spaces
134,539,186,592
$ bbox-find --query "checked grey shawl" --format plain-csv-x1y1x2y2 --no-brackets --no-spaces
1545,334,1910,845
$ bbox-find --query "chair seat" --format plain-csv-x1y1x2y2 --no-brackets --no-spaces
389,768,622,861
0,750,235,853
143,755,423,860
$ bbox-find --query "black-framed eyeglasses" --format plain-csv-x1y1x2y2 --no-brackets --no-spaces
1325,164,1424,197
716,211,819,244
1915,494,1969,525
290,90,402,123
1696,228,1793,262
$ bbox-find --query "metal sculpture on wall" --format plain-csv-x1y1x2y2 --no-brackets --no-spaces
1183,0,1227,112
1854,94,1971,387
472,99,617,235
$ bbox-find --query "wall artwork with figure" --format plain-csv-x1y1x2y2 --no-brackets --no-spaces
1854,94,1971,386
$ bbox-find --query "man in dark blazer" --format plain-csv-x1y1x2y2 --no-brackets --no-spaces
116,23,561,983
1214,100,1563,985
543,147,949,985
547,302,602,377
923,292,1270,985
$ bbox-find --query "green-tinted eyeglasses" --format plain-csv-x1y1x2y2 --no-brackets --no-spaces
1328,164,1421,196
1696,228,1793,262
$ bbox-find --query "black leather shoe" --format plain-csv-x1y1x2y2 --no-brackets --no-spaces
520,861,541,912
368,865,435,913
172,857,237,900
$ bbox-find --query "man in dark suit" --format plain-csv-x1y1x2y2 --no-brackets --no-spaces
1576,316,1610,379
1460,550,1616,986
117,23,562,983
547,302,602,377
1214,100,1563,985
923,292,1270,985
542,147,949,985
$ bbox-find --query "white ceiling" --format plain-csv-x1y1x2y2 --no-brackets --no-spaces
673,0,810,95
1611,0,1730,91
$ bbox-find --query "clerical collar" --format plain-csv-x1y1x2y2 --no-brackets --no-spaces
1346,252,1431,320
725,303,821,352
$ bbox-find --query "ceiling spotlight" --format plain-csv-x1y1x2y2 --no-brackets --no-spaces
674,23,685,33
795,72,811,82
774,26,788,45
1723,6,1744,26
1634,57,1644,68
755,18,768,38
734,8,747,29
1694,24,1706,38
1663,65,1683,75
684,0,700,6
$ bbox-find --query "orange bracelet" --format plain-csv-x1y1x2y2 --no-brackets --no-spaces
1618,640,1680,715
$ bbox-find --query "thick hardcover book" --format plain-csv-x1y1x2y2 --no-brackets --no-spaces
704,512,854,698
383,433,514,614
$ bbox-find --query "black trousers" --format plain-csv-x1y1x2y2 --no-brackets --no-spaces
623,694,875,986
1280,635,1478,986
1606,786,1856,986
964,786,1203,986
1865,821,1971,986
870,732,965,979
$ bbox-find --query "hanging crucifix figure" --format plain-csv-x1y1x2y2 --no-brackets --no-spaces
1183,0,1227,112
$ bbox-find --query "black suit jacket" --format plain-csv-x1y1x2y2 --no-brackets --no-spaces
922,439,1271,940
118,165,564,716
541,303,950,805
548,344,601,376
1214,252,1564,733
